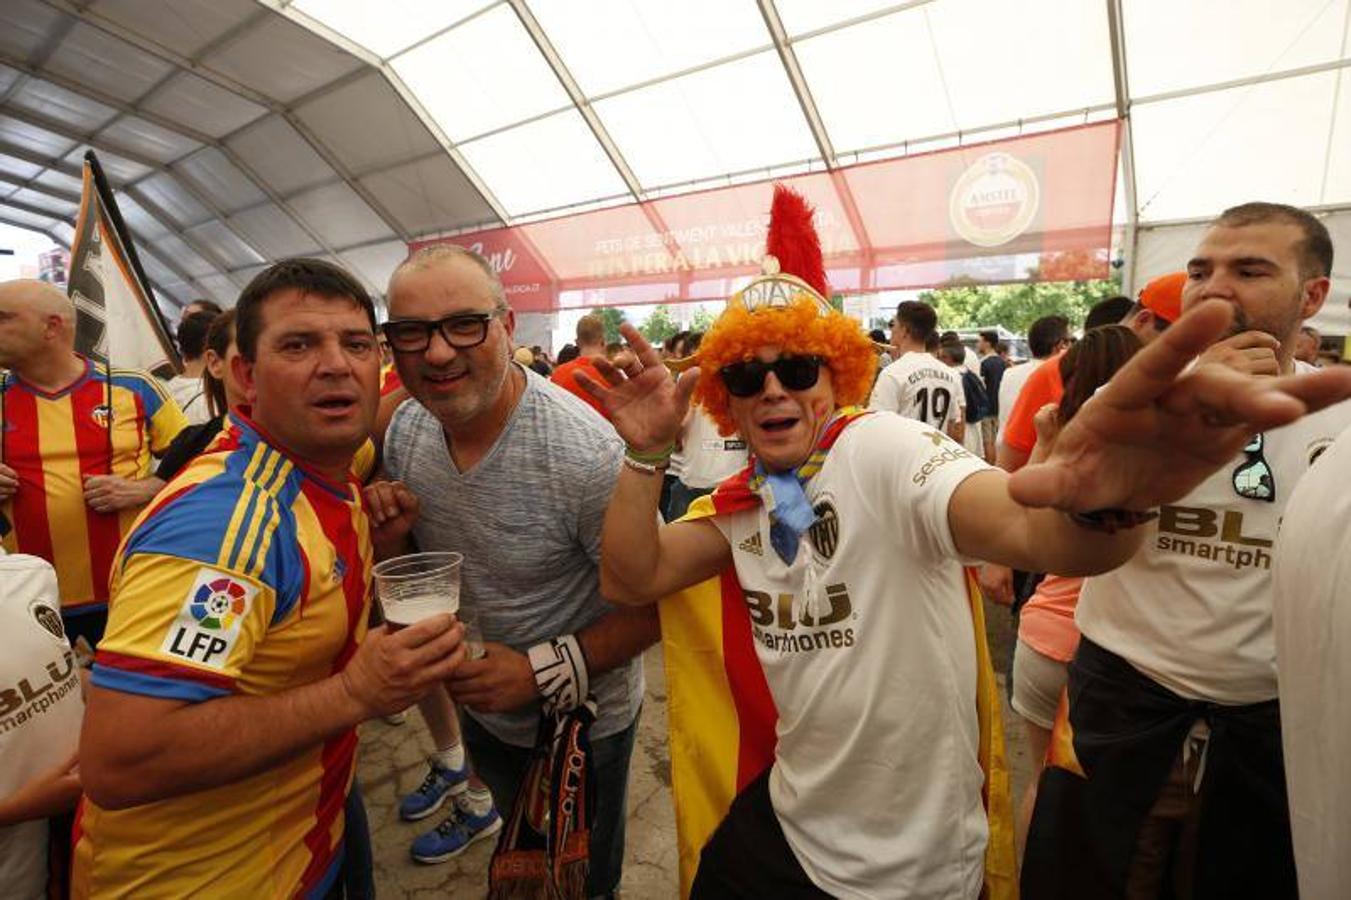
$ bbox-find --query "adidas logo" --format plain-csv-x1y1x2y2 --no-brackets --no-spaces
738,531,764,556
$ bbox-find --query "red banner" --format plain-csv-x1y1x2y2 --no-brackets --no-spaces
410,121,1120,312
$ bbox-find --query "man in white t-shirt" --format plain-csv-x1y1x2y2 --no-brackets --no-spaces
938,340,988,460
668,405,750,521
667,332,751,520
1273,420,1351,899
0,552,83,900
1024,202,1351,899
870,300,964,442
572,188,1350,899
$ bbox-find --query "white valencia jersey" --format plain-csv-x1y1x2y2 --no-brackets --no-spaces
0,554,84,900
1274,421,1351,900
869,351,963,431
711,413,991,899
1077,374,1351,703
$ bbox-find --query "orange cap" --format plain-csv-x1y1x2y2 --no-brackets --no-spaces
1139,271,1186,324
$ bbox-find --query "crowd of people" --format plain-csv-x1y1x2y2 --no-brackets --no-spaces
0,191,1348,900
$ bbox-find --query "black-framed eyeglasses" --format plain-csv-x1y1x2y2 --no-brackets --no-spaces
720,355,825,398
381,311,500,353
1232,433,1275,502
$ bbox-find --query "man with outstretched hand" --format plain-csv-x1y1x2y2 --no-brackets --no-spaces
577,187,1351,900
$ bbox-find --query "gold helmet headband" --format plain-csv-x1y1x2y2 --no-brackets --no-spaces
664,255,835,373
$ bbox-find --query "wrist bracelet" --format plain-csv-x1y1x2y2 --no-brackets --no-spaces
527,634,590,715
625,443,675,464
622,455,669,476
1068,508,1159,534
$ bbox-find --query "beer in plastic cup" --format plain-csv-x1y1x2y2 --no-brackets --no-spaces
374,551,461,629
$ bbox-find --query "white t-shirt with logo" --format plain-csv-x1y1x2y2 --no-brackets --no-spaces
0,555,84,900
1077,380,1351,703
677,410,749,490
1273,420,1351,900
869,351,964,432
710,413,991,899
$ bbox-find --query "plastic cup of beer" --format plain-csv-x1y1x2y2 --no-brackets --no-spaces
374,551,461,629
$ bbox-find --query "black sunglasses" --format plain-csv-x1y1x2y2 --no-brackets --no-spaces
380,312,502,353
720,355,825,398
1232,433,1275,502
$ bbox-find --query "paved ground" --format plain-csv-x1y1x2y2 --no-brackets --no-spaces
357,598,1032,898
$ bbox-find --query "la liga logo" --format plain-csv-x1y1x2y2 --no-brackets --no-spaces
190,578,248,631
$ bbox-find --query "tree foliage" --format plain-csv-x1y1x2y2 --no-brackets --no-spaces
916,272,1123,334
589,307,627,344
689,307,717,334
637,304,679,344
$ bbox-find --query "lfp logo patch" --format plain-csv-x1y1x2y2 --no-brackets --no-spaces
191,578,248,630
160,568,257,670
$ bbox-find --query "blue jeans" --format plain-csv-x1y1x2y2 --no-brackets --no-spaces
341,780,375,899
462,710,639,899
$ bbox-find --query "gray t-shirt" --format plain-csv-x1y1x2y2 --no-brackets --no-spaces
384,366,641,745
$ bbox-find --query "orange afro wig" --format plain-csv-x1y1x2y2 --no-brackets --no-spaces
694,293,878,437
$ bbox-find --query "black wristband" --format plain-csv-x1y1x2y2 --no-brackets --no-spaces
1068,508,1159,534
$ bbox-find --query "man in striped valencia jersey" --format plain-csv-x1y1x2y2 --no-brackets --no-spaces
0,279,187,649
72,259,467,899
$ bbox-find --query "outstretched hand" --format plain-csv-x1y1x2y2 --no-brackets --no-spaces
1009,299,1351,513
575,322,701,451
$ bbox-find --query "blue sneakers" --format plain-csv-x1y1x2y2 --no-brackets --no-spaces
410,804,503,864
398,759,469,822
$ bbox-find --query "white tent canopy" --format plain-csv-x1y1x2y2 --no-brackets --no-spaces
1,0,1349,330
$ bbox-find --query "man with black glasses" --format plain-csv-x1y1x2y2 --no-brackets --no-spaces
367,244,658,894
1023,202,1351,899
577,187,1351,899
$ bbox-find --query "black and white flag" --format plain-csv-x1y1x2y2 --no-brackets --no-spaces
68,150,179,378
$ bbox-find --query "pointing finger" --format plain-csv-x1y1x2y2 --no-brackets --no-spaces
620,322,664,371
1096,300,1234,410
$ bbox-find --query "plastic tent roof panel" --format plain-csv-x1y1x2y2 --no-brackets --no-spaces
293,71,440,172
391,4,572,143
0,0,1350,314
595,50,820,189
529,0,770,97
1123,0,1349,98
291,0,492,60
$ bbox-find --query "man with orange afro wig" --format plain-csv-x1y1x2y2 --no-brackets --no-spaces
576,185,1351,899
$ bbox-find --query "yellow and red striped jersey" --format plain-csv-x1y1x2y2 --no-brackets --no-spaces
0,357,186,612
71,412,373,899
379,363,403,397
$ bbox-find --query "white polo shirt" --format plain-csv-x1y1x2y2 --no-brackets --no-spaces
711,413,991,898
1076,378,1351,703
869,351,964,432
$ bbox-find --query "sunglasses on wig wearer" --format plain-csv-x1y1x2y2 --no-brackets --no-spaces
719,355,825,398
1232,433,1275,502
